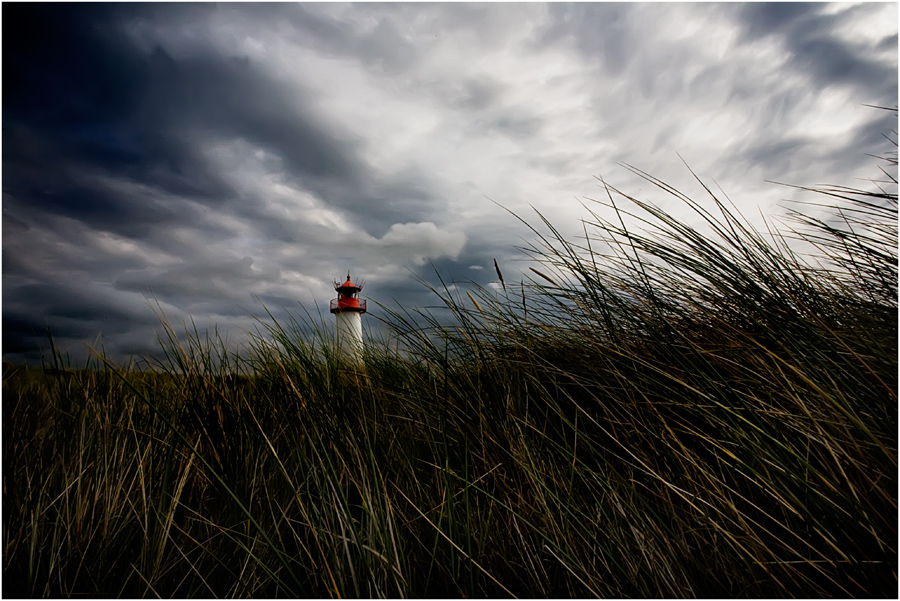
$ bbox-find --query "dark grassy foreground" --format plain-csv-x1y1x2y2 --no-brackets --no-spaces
4,153,897,597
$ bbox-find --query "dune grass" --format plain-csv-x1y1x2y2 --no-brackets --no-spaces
3,143,896,597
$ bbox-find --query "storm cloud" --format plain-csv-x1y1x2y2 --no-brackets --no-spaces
3,3,896,366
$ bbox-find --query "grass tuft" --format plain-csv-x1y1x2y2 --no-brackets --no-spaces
4,133,896,597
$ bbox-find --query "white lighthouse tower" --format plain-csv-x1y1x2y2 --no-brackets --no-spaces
330,272,367,363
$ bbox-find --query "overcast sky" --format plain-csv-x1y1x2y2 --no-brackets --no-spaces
3,2,897,366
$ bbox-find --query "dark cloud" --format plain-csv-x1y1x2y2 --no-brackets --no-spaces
717,104,898,189
2,3,896,366
3,314,48,357
877,33,899,54
2,277,159,366
490,115,545,140
735,3,896,100
3,2,442,244
114,256,279,301
790,35,893,92
726,135,816,183
451,78,506,112
736,2,820,39
3,4,231,238
534,3,634,75
278,3,417,72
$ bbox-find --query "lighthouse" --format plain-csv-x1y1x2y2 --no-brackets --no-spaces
330,272,367,363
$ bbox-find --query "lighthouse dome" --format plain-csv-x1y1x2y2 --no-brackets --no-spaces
335,272,363,293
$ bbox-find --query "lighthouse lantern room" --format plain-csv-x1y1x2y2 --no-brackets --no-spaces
330,272,367,363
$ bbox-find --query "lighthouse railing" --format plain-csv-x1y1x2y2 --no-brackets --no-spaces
330,298,366,312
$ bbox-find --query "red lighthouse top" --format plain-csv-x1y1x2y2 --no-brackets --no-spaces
330,272,367,313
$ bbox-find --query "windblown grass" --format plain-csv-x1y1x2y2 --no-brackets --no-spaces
4,140,896,597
